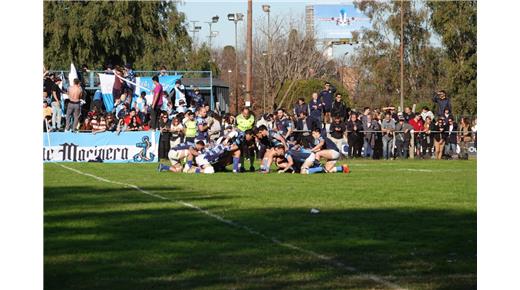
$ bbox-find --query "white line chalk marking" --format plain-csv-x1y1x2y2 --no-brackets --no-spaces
57,163,405,289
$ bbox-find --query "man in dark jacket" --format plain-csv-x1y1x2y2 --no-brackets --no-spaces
444,117,458,158
331,93,349,122
295,111,314,147
319,82,336,124
308,92,324,128
329,115,346,152
346,113,364,158
293,97,308,117
432,90,452,117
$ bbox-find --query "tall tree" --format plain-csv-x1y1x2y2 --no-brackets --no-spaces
428,1,477,115
44,1,192,70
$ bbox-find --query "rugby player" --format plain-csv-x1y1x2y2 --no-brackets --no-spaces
157,140,205,173
303,128,350,174
253,125,288,172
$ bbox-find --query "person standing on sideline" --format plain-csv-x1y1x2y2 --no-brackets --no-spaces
331,93,349,122
50,77,63,131
381,112,396,160
66,79,83,132
319,82,336,124
308,92,324,130
346,113,364,158
150,75,163,130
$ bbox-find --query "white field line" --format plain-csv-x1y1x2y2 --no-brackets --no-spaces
57,163,405,290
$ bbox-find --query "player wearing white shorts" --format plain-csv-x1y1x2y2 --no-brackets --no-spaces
157,141,205,173
301,129,349,174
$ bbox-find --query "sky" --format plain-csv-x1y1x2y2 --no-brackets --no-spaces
177,0,367,59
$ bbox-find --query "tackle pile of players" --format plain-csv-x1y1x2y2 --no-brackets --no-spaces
157,124,350,175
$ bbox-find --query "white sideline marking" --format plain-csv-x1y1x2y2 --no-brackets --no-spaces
57,163,405,290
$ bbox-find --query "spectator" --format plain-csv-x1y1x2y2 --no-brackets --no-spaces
293,97,308,117
124,109,142,126
92,114,107,134
191,88,204,108
112,66,124,103
275,109,293,141
209,113,222,142
442,107,453,121
346,113,363,158
158,111,171,159
90,114,100,131
360,107,371,124
50,77,63,131
409,113,424,157
329,115,346,153
421,116,433,158
421,106,435,122
381,112,396,160
432,90,452,116
183,111,197,143
106,114,117,132
295,111,313,147
150,75,163,130
80,114,93,131
444,117,458,158
65,78,83,132
331,93,349,122
171,79,186,107
43,101,52,131
308,92,324,129
170,117,185,147
124,63,136,93
134,91,147,121
159,65,168,76
319,81,336,124
256,113,273,130
236,107,255,132
127,116,142,131
362,113,379,158
92,88,104,112
176,99,187,114
403,106,414,122
43,73,55,104
432,118,447,160
371,112,383,159
394,116,414,159
117,103,130,120
459,117,472,159
472,117,477,149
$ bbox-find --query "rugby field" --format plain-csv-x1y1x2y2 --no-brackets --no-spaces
44,159,476,289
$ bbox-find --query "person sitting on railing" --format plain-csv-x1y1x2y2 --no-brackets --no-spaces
420,106,435,122
293,97,308,118
134,91,147,121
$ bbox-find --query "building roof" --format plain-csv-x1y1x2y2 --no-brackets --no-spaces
181,78,229,89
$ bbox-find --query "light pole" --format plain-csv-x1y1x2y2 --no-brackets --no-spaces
228,12,244,113
246,0,253,107
205,15,219,52
262,51,268,113
400,0,404,113
262,4,271,112
189,21,202,52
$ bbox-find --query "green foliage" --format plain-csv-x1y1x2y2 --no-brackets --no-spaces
276,79,349,110
428,1,477,115
352,0,444,110
44,1,193,70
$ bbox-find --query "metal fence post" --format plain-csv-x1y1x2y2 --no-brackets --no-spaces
410,133,415,159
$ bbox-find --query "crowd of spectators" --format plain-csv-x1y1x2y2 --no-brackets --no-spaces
43,70,476,160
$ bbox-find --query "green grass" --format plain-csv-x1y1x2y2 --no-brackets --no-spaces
44,159,476,289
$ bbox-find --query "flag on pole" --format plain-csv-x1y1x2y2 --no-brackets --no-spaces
69,63,78,86
99,73,115,112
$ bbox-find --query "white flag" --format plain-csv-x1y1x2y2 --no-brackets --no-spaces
69,63,78,86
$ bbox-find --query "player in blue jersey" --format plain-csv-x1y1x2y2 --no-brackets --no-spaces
157,140,205,173
302,128,349,174
185,142,231,174
254,125,288,172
